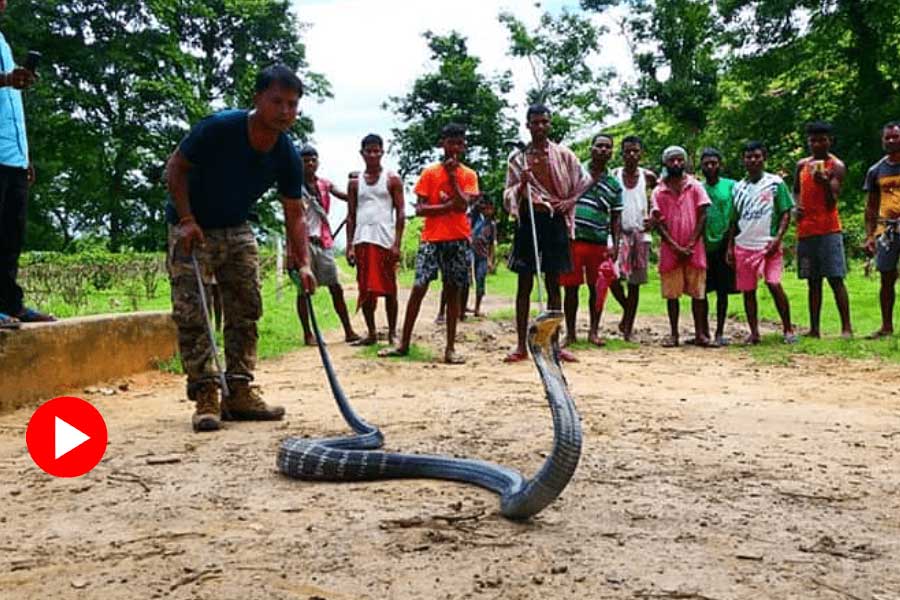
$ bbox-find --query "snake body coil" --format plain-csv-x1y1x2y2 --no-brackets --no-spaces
277,295,581,520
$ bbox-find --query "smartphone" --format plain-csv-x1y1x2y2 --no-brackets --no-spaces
24,51,41,74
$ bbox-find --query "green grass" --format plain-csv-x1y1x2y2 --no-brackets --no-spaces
461,259,900,363
47,252,900,366
354,343,434,363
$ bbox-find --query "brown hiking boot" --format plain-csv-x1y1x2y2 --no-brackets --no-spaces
191,382,221,432
222,381,285,421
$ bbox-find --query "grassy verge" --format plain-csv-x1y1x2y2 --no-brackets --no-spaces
49,252,900,366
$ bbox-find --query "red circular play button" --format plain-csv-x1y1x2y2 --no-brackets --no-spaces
26,396,108,478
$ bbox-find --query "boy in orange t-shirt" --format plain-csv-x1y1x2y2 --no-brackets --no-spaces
379,123,479,364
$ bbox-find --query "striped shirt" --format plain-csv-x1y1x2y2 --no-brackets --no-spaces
574,167,623,245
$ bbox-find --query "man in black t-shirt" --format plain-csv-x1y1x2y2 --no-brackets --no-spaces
165,64,316,432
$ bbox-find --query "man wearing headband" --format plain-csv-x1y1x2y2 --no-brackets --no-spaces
650,146,711,347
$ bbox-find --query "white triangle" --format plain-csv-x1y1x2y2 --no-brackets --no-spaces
55,417,90,460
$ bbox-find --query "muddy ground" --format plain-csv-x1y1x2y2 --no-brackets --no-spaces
1,290,899,600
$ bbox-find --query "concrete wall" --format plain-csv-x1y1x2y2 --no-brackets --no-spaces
0,311,177,413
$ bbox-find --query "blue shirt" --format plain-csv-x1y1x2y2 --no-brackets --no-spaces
0,31,29,169
165,109,304,229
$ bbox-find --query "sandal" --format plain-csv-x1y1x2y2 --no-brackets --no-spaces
866,329,893,340
558,348,579,363
661,336,680,348
378,347,409,358
783,332,798,345
15,307,56,323
444,351,466,365
0,312,21,330
503,350,528,363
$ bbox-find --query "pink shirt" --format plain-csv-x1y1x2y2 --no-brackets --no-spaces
314,178,334,249
651,176,711,273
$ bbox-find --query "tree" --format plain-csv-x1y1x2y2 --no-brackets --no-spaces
717,0,900,169
500,8,613,141
6,0,329,251
582,0,720,155
385,31,517,191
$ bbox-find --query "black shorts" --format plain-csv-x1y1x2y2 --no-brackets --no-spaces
414,240,470,288
507,212,572,275
797,232,847,279
706,246,737,295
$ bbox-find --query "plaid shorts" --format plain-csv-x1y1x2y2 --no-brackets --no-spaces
414,240,470,288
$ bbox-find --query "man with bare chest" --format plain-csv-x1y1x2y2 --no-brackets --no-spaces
503,104,592,363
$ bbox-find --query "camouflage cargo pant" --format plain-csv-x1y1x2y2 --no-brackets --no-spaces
167,223,261,397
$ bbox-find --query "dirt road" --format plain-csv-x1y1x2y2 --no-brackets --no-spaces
1,292,899,599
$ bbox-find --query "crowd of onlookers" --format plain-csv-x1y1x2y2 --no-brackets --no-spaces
300,107,900,365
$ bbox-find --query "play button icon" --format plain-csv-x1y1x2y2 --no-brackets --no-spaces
26,396,108,478
55,416,91,459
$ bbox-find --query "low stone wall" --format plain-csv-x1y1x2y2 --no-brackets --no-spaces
0,311,177,413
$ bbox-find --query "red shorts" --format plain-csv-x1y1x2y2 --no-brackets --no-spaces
559,240,608,287
355,243,397,300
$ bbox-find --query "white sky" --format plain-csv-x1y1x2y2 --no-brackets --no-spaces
292,0,636,246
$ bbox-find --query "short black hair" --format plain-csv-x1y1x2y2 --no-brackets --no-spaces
742,140,767,155
526,104,551,121
255,64,304,95
440,122,467,140
884,121,900,132
805,121,834,136
298,144,318,157
592,132,614,145
621,135,643,150
360,133,383,149
700,147,722,161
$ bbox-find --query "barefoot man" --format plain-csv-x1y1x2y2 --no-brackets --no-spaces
294,144,360,345
793,121,852,339
346,134,404,346
380,123,478,364
863,122,900,339
503,104,592,363
611,136,658,341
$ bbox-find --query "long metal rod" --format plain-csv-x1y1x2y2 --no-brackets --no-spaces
191,252,230,400
515,149,545,311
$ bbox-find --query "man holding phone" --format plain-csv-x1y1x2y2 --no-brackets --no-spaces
0,0,55,328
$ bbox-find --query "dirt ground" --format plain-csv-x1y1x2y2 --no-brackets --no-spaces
1,290,899,600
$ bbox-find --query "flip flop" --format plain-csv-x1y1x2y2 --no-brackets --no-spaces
715,335,730,347
503,350,528,363
0,312,21,330
558,348,579,363
350,336,377,347
661,336,680,348
344,333,363,344
378,347,409,358
444,351,466,365
866,329,893,340
15,307,55,323
783,332,798,345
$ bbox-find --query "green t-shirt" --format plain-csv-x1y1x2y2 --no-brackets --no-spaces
703,177,735,252
574,167,623,245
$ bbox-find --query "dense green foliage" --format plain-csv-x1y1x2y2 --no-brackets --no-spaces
6,0,329,251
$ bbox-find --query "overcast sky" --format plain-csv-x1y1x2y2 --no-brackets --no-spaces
291,0,636,245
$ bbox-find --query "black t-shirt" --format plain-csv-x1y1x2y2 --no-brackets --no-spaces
165,109,303,228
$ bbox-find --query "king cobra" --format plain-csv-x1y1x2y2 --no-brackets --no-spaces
278,148,582,519
278,293,582,520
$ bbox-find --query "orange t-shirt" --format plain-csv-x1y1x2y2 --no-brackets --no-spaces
414,162,479,242
797,156,842,239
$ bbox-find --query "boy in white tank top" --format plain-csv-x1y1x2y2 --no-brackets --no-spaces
346,134,405,345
